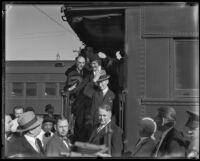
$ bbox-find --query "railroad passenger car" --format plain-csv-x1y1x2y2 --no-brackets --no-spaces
5,60,73,115
61,2,199,152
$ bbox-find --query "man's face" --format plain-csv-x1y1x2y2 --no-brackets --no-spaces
14,108,23,118
91,61,100,72
42,122,53,133
76,57,85,71
98,80,109,91
5,115,13,132
28,124,42,137
56,120,68,137
98,108,111,126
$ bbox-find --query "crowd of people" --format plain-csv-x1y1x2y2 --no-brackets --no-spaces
4,46,199,159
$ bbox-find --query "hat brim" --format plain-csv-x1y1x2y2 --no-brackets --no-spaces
97,76,110,82
186,110,199,117
17,116,43,132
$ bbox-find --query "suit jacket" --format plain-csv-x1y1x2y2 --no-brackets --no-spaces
45,133,71,157
89,121,123,157
132,137,157,158
6,135,43,158
90,89,115,126
154,127,187,158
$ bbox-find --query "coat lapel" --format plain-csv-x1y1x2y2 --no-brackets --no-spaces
132,138,151,156
54,134,70,152
22,136,40,154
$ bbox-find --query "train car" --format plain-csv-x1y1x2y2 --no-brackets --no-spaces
5,60,74,116
61,2,199,152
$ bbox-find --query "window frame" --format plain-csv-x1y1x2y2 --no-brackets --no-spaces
44,82,57,97
26,82,37,97
171,39,199,98
11,82,24,97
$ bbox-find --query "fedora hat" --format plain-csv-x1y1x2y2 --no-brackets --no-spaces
17,111,43,132
68,75,83,86
97,70,110,82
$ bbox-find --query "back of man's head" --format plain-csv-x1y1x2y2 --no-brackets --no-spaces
158,106,176,122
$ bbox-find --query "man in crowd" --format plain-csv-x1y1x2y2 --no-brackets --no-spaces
7,111,44,158
153,106,186,158
45,116,71,157
88,104,123,157
132,117,157,158
10,106,24,132
39,116,55,150
184,110,199,159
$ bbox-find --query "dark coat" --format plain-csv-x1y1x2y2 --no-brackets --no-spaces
45,133,71,157
89,121,123,157
154,127,187,158
90,89,115,127
132,137,157,158
6,135,43,158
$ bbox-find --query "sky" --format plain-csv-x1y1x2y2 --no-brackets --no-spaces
5,4,84,60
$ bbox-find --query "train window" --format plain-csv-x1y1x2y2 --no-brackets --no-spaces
59,82,65,93
26,83,37,96
11,82,23,97
174,39,199,97
45,83,56,96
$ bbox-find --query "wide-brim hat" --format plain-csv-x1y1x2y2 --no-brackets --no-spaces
185,110,199,129
68,75,83,86
96,70,110,82
45,104,54,112
17,111,43,132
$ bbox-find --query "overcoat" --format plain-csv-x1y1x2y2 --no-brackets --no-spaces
89,121,123,157
45,133,71,157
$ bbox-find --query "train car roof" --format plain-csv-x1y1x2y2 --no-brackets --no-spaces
61,2,195,57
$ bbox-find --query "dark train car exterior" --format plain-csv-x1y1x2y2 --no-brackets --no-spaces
61,2,199,152
5,60,74,116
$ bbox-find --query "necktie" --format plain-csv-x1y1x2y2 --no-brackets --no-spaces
63,137,70,150
35,138,44,154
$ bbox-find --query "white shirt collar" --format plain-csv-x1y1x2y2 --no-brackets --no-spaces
24,134,40,152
